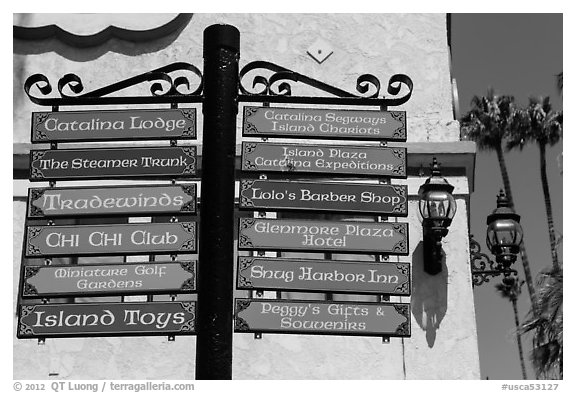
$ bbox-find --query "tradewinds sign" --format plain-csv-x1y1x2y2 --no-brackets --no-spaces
31,108,196,142
27,184,197,218
242,106,406,141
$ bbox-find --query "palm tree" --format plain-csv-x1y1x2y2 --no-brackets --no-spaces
460,88,538,311
495,277,528,379
507,97,563,271
520,267,563,379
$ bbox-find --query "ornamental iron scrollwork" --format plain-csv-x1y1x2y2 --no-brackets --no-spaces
239,60,413,107
470,234,517,287
24,62,204,106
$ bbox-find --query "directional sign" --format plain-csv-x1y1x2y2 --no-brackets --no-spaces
240,179,407,216
31,108,196,143
27,184,196,218
238,218,408,255
21,261,197,298
29,146,197,181
242,106,406,141
234,299,410,337
25,222,196,257
241,142,406,178
237,257,410,295
17,301,196,338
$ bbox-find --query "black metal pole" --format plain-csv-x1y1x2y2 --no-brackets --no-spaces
195,24,240,380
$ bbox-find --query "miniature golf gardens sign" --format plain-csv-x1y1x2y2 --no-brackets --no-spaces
18,107,198,338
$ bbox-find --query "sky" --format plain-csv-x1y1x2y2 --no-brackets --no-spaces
450,13,563,380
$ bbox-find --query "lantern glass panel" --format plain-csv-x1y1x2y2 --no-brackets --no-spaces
486,219,523,249
419,190,456,220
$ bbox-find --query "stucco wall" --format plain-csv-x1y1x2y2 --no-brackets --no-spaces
13,13,478,379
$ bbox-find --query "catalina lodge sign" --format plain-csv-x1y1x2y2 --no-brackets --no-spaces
32,108,196,142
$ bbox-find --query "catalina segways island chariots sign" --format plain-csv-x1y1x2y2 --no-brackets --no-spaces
17,24,414,379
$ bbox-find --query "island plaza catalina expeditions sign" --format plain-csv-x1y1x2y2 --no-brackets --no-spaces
25,222,196,257
234,299,410,337
21,261,197,298
239,179,407,216
30,146,196,181
31,108,196,142
17,301,196,338
238,218,408,255
237,256,410,296
27,184,196,218
242,106,406,141
241,142,406,178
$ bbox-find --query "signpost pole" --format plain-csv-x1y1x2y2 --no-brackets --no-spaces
195,24,240,380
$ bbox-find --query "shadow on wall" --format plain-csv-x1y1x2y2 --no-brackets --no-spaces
411,241,448,348
13,14,194,62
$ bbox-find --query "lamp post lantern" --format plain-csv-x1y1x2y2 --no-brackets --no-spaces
471,189,523,287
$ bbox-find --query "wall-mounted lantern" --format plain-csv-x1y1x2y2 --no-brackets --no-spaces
418,157,457,275
471,189,523,287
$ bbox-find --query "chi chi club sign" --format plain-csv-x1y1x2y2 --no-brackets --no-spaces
25,222,197,257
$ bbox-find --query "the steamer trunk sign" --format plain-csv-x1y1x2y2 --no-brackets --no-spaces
17,301,196,338
31,108,196,142
240,179,407,215
241,142,406,178
234,299,410,337
238,218,408,254
21,261,197,298
25,222,196,257
237,257,410,295
29,146,196,181
27,184,197,218
242,106,406,141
